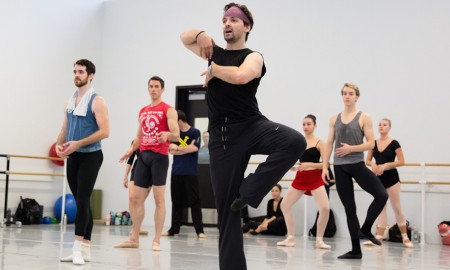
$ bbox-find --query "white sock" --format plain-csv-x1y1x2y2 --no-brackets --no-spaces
81,243,91,262
72,240,85,265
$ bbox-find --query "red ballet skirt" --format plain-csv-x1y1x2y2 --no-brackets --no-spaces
291,169,324,196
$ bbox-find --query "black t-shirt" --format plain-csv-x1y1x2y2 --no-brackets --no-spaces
372,140,401,165
207,46,266,129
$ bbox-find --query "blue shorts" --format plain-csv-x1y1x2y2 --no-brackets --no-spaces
133,150,169,188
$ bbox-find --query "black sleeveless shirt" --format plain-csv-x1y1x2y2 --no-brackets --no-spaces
300,147,321,163
207,46,266,129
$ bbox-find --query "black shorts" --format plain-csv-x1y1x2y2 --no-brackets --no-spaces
134,150,169,188
378,169,400,189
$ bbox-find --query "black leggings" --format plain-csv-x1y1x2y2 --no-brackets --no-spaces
210,116,305,270
67,150,103,240
334,162,388,252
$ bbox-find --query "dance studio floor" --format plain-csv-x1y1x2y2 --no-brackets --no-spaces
1,224,449,270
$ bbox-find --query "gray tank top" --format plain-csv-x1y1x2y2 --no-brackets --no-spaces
333,111,364,165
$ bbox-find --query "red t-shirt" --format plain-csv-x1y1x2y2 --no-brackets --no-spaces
138,102,171,155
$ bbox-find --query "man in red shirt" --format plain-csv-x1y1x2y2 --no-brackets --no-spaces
116,76,180,251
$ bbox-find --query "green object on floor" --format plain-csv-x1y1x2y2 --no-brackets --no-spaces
90,189,103,220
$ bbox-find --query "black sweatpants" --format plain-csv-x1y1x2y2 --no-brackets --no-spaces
334,162,388,253
209,116,305,270
66,150,103,240
169,174,204,234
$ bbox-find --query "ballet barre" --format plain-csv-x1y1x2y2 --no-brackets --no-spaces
248,161,450,245
0,153,67,227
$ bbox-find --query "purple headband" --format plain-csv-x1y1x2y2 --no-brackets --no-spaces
223,6,250,25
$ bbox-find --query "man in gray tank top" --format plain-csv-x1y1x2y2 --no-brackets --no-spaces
322,83,388,259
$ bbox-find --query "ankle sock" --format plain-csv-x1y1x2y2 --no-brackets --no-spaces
81,243,91,261
72,240,85,265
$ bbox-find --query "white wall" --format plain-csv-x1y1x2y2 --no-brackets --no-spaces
1,0,449,244
0,0,105,216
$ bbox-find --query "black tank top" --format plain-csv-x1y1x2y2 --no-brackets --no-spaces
299,141,320,163
207,46,266,129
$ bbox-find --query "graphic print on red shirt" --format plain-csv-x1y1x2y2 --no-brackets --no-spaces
139,102,171,155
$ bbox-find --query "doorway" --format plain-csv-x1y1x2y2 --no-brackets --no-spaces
175,85,217,226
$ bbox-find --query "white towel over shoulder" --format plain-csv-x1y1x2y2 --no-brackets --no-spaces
66,87,95,116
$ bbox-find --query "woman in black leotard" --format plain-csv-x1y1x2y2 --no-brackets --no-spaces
244,184,287,236
277,115,331,249
365,118,412,247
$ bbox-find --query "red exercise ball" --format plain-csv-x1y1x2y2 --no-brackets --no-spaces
49,142,64,166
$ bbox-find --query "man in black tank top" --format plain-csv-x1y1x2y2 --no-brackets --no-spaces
181,3,306,270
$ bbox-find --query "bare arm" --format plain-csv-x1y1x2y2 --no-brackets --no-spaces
123,164,132,188
169,139,199,156
359,113,375,151
209,52,263,85
321,116,336,181
55,103,68,158
180,29,215,59
365,149,374,166
157,108,180,143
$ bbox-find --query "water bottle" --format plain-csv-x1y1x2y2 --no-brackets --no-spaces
105,213,111,226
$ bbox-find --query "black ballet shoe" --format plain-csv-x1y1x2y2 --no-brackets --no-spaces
230,198,248,212
338,251,362,259
359,230,382,246
242,223,251,233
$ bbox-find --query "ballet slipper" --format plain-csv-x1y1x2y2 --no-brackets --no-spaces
198,233,207,238
161,231,178,237
315,241,331,249
152,242,161,251
139,229,149,235
359,230,382,246
338,251,362,259
403,237,413,248
114,240,139,248
277,235,295,247
363,240,376,246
